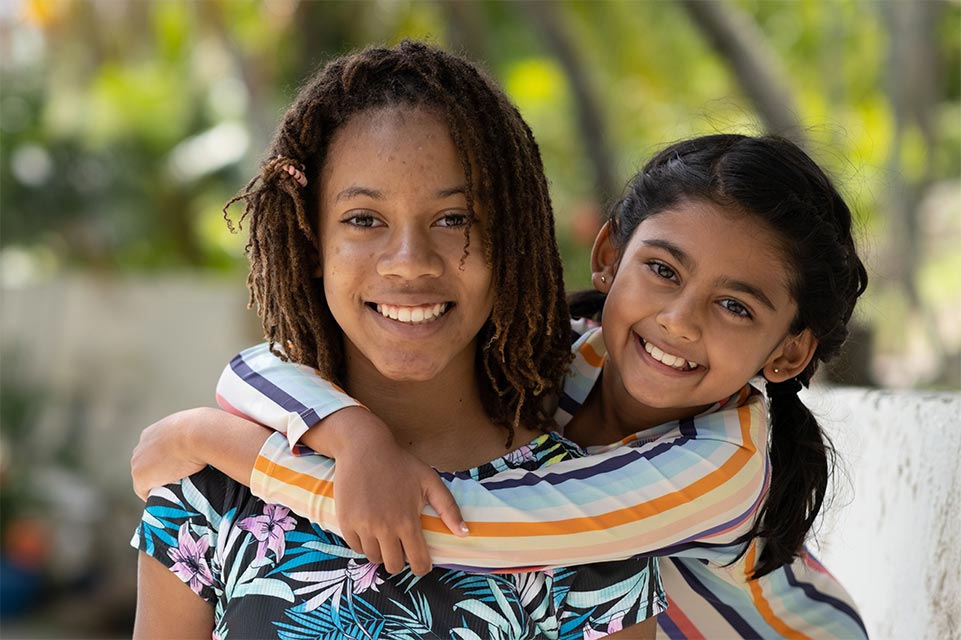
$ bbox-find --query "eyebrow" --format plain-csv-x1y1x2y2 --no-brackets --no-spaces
334,184,468,203
718,278,777,312
642,238,778,311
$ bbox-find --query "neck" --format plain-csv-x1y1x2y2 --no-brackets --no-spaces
342,344,516,469
567,365,714,447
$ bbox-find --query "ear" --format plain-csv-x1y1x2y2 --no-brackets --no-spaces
762,329,818,382
590,221,619,293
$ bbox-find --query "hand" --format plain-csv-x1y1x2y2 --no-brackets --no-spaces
305,409,468,576
131,408,209,500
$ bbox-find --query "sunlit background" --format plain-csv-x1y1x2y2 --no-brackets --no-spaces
1,0,959,637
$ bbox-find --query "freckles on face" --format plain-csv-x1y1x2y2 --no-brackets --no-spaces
315,106,494,383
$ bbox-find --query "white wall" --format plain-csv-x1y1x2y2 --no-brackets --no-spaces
807,386,961,640
2,276,260,491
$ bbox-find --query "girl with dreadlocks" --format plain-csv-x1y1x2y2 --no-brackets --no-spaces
131,42,664,639
135,132,869,638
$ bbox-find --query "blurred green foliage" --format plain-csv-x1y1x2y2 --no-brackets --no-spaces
1,0,959,385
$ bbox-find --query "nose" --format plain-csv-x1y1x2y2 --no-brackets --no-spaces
656,293,702,342
376,225,444,280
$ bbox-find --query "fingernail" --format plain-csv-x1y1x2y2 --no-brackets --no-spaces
459,523,470,535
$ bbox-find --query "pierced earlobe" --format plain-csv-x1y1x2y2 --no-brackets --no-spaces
590,221,618,293
764,329,818,382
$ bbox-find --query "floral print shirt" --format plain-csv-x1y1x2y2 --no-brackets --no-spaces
132,432,666,639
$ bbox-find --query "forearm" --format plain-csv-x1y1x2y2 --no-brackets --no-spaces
184,408,272,487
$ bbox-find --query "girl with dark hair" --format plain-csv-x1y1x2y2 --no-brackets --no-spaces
130,41,664,639
136,134,868,634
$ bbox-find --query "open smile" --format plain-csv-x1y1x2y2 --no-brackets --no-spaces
640,337,700,371
369,302,451,325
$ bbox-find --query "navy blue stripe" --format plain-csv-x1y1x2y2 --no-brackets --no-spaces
229,352,322,427
466,438,691,491
678,415,697,439
672,557,762,638
557,392,580,417
784,561,868,637
656,609,685,639
638,536,751,560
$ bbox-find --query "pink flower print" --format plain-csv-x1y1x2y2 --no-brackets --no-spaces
504,444,536,465
345,559,384,594
583,611,625,639
168,523,215,594
238,503,297,562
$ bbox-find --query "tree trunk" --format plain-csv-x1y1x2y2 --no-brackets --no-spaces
677,0,806,146
517,1,618,205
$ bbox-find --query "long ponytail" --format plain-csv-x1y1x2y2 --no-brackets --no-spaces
753,383,835,577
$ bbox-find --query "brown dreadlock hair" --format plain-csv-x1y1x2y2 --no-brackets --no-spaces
224,41,572,444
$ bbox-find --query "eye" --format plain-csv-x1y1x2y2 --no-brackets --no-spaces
719,298,752,319
646,260,678,281
342,211,383,229
435,211,470,228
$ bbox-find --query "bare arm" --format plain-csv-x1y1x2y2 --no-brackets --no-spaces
131,407,269,499
134,552,213,639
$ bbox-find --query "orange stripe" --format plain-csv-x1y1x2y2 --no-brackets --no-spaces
745,543,810,639
262,399,762,539
579,340,605,368
255,455,335,499
424,405,760,536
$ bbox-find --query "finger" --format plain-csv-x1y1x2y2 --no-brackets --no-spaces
425,477,468,537
379,536,407,575
360,537,383,566
342,530,366,556
400,526,433,576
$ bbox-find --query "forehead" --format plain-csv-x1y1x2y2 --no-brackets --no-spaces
320,106,465,193
632,200,795,293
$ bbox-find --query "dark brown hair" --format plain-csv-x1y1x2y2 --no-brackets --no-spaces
225,41,571,444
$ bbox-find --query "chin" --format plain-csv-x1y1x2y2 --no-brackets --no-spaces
375,362,445,382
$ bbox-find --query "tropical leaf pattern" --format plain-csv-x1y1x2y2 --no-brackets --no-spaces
132,434,667,638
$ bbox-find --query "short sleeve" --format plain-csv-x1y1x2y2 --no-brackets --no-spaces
216,344,362,453
131,467,232,603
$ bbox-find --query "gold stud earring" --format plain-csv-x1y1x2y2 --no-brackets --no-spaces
600,276,606,283
773,368,780,374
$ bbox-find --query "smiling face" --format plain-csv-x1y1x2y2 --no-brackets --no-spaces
593,199,816,424
317,106,494,386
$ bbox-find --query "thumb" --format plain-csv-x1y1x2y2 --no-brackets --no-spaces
424,475,468,537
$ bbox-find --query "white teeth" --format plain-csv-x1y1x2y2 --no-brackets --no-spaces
376,303,448,324
644,339,697,370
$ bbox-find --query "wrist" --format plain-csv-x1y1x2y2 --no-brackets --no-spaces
302,407,394,457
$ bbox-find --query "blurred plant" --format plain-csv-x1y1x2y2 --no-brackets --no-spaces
0,0,958,386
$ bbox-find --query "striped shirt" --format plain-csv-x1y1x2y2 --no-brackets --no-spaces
218,321,867,638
